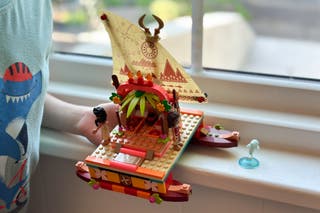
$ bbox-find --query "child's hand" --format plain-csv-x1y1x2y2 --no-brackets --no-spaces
77,103,119,145
43,94,120,146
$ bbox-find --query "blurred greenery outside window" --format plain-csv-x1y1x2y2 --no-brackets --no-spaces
52,0,320,80
52,0,192,57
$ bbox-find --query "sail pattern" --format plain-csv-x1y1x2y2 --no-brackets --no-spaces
101,11,207,103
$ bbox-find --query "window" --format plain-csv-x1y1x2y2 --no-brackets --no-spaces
53,0,320,81
202,0,320,80
52,0,192,60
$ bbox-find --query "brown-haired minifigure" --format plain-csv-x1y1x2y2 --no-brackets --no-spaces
168,111,182,150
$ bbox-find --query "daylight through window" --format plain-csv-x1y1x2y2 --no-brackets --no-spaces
52,0,320,80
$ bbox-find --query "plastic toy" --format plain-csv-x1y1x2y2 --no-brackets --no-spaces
75,11,239,203
238,139,260,169
92,106,110,145
192,124,239,147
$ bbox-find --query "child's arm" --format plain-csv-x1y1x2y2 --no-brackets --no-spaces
42,93,119,145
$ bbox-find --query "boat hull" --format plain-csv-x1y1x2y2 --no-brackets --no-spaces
76,170,190,202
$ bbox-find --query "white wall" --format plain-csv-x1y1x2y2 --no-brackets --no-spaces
29,154,319,213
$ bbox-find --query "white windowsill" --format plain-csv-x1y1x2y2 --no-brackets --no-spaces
48,80,320,154
44,53,320,210
41,85,320,210
40,126,320,210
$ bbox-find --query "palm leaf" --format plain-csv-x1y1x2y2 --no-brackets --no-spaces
145,93,156,108
127,96,140,118
140,96,146,116
121,90,135,104
151,94,160,102
120,94,134,111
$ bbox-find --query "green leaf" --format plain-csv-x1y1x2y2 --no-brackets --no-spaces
109,92,121,102
145,93,156,108
127,96,140,118
140,96,146,116
151,94,160,102
121,90,135,104
120,94,134,111
162,100,171,111
135,90,145,97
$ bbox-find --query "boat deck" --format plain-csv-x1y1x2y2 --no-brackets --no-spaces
85,108,204,182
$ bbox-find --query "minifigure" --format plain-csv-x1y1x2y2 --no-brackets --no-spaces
239,139,260,169
92,106,110,145
167,111,182,150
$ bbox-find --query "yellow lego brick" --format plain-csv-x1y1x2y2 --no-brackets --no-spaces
106,171,120,183
89,167,120,183
88,167,109,182
131,177,166,193
131,177,146,189
88,167,98,179
157,182,167,194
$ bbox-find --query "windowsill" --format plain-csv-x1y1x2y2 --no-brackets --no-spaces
40,127,320,210
48,80,320,155
175,144,320,210
45,53,320,210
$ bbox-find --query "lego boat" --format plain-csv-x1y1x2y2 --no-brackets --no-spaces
75,10,208,203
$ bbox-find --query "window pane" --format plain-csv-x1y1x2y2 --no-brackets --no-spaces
203,0,320,80
52,0,192,66
53,0,320,81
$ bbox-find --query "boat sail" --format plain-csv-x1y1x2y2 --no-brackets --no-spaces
100,11,207,103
